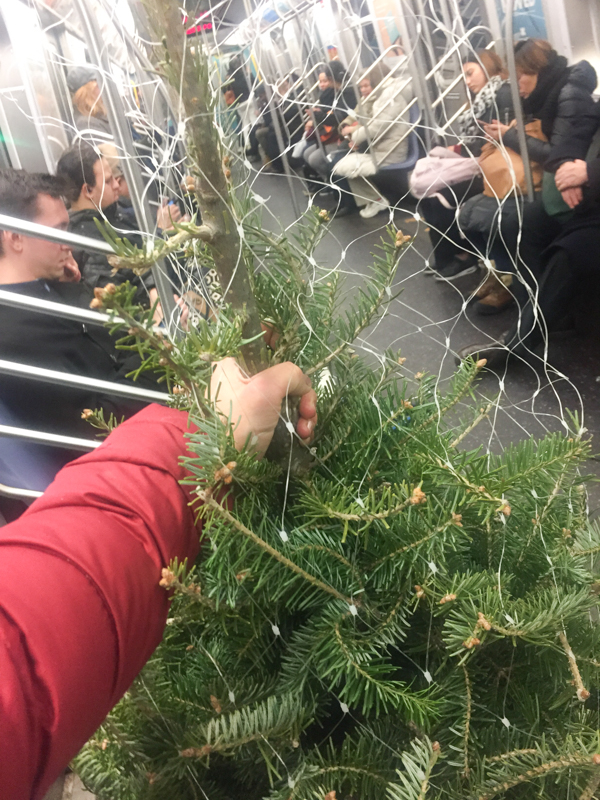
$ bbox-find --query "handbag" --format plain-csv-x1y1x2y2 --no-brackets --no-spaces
409,146,481,201
480,120,546,199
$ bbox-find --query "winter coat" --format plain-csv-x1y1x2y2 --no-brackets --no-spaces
351,76,410,166
0,404,201,800
312,86,357,130
69,202,155,305
503,60,600,170
73,112,112,141
0,280,161,442
332,77,410,178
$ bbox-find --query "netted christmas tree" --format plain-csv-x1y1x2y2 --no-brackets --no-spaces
74,4,600,798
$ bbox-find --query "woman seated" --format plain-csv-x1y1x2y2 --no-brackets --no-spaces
67,66,112,140
331,64,411,218
418,49,513,279
301,62,356,184
457,38,600,367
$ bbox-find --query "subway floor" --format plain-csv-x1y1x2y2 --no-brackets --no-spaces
252,169,600,512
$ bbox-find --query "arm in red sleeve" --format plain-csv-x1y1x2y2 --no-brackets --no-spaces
0,404,200,800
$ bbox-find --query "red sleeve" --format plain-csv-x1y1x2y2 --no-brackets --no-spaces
0,404,201,800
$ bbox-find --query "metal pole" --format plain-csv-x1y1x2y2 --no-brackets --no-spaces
504,0,534,202
0,212,115,255
0,483,42,500
0,359,167,404
393,0,435,150
265,82,303,218
0,423,100,452
72,0,178,322
0,287,121,327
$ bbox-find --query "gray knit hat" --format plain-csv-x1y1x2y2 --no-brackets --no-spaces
66,66,98,93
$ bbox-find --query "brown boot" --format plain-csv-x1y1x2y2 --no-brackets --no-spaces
474,271,501,299
474,284,514,315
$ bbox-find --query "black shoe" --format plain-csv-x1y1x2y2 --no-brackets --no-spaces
454,336,509,369
245,151,261,163
423,263,438,276
434,257,479,282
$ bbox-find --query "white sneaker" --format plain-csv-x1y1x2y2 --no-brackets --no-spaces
359,199,390,219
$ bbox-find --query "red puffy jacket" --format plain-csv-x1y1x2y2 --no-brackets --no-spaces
0,405,200,800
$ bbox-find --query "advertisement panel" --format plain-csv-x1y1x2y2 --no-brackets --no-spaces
495,0,547,40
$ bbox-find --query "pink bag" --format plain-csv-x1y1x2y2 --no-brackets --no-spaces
409,147,481,206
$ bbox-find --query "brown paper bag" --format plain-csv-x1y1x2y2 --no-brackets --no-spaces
480,119,546,199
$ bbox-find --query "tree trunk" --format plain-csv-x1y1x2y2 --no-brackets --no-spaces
144,0,267,374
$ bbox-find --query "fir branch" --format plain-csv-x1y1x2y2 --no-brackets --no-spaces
558,630,590,702
579,768,600,800
476,752,596,800
200,494,353,604
486,749,539,763
450,403,493,449
293,543,364,589
305,244,402,377
321,495,412,522
320,424,352,463
462,665,472,779
394,358,487,447
371,518,456,569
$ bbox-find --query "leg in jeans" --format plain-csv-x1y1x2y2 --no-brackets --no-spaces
419,177,484,269
306,144,336,179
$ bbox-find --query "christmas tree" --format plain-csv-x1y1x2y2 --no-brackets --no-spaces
74,4,600,798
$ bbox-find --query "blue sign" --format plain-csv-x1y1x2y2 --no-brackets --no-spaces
495,0,547,41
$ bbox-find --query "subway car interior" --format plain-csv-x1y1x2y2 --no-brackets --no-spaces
1,0,600,506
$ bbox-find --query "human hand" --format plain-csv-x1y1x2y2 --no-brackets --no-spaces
555,160,588,191
60,254,81,283
483,120,511,142
148,287,164,325
210,358,318,458
156,200,182,231
561,187,583,209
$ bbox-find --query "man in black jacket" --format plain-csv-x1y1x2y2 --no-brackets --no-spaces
56,142,158,309
0,170,161,496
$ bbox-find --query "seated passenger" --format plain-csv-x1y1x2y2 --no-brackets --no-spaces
67,66,112,140
418,49,512,279
331,64,411,218
0,170,161,447
302,62,357,181
56,142,158,309
458,39,600,367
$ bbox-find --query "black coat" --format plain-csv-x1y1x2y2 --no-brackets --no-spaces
0,280,161,440
313,86,357,129
69,203,155,306
503,61,599,170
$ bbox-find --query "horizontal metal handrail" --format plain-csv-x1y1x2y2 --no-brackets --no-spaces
0,213,131,255
0,482,42,500
0,423,100,451
0,287,124,326
0,359,167,403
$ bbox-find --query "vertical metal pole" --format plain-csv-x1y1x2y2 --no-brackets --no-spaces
72,0,177,322
504,0,534,202
262,62,303,218
394,0,435,150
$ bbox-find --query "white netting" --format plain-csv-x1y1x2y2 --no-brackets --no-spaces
19,0,600,796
